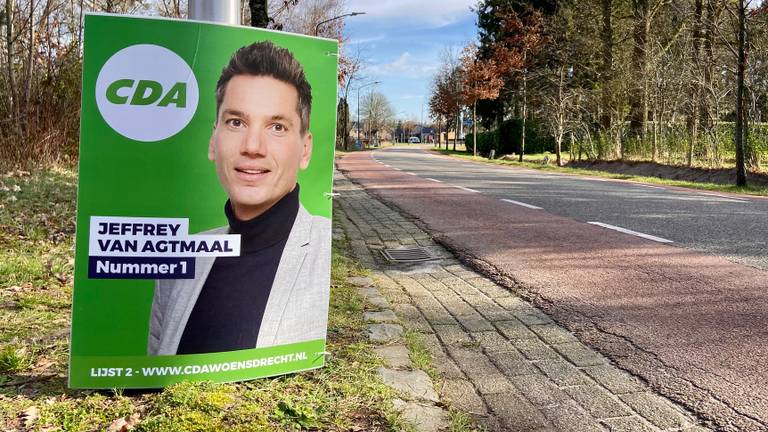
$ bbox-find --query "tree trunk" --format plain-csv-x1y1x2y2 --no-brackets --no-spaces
5,0,16,122
437,119,442,148
686,0,703,167
652,106,658,162
556,66,565,167
628,0,649,149
249,0,269,28
445,116,449,150
24,0,34,118
78,0,84,49
734,0,747,187
473,101,477,157
518,71,527,162
600,0,613,131
700,0,719,134
337,98,349,151
453,110,458,152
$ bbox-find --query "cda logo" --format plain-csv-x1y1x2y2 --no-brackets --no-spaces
95,44,199,142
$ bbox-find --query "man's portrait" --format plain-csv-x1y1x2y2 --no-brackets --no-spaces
147,41,331,356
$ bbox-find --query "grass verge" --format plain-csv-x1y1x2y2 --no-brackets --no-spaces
436,150,768,197
0,167,409,431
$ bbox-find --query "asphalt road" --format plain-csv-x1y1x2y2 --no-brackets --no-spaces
338,147,768,431
372,147,768,270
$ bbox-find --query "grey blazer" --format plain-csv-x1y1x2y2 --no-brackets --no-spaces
147,204,331,356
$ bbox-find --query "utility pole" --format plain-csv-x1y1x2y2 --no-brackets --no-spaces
188,0,240,25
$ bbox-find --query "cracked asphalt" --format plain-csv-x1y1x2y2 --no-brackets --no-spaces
338,147,768,431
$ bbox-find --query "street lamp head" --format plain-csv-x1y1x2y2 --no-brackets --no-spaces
357,81,381,90
315,11,366,36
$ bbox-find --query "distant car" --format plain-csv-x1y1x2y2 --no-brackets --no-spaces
408,137,421,144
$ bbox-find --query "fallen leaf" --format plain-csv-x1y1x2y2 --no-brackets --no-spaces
34,357,56,372
54,272,70,284
106,413,140,432
20,406,39,428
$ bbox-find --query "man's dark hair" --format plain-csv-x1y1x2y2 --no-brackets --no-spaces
216,41,312,135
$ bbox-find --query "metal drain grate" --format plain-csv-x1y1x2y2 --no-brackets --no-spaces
381,246,434,263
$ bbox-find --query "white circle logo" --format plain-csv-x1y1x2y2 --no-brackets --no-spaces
95,44,199,142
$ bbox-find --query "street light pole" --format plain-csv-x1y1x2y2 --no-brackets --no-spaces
188,0,240,24
355,81,380,150
314,12,365,36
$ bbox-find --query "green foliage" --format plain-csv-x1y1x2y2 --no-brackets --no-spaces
465,130,498,157
0,346,32,374
273,400,322,430
467,117,554,157
403,330,434,378
448,409,477,432
36,394,135,432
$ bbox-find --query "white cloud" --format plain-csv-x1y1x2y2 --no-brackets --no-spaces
369,52,439,79
347,33,386,45
346,0,475,27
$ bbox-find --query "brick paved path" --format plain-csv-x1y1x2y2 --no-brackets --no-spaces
334,171,710,432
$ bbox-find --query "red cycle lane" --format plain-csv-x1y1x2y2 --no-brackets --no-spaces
338,150,768,431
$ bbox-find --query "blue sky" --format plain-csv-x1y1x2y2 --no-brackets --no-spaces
343,0,479,122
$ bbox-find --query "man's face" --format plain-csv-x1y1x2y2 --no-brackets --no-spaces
209,75,312,220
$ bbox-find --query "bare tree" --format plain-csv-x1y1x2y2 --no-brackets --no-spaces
542,65,578,166
360,91,394,145
156,0,184,18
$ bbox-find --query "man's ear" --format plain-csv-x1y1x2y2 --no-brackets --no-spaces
208,123,217,161
299,132,312,170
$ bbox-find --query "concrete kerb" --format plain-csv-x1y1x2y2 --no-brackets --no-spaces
334,168,710,432
339,212,450,430
353,276,450,431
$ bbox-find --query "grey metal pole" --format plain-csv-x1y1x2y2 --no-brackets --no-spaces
188,0,240,25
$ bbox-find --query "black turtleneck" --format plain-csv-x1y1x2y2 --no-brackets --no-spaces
176,186,300,354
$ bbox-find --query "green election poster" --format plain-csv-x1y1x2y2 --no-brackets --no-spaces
69,13,337,388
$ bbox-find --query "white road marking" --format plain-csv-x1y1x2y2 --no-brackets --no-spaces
639,184,665,189
425,178,443,183
501,199,542,210
698,192,748,202
383,164,391,167
405,172,417,176
457,186,480,193
588,222,673,243
393,167,402,171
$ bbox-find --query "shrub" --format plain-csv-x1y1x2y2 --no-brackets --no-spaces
466,117,554,157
